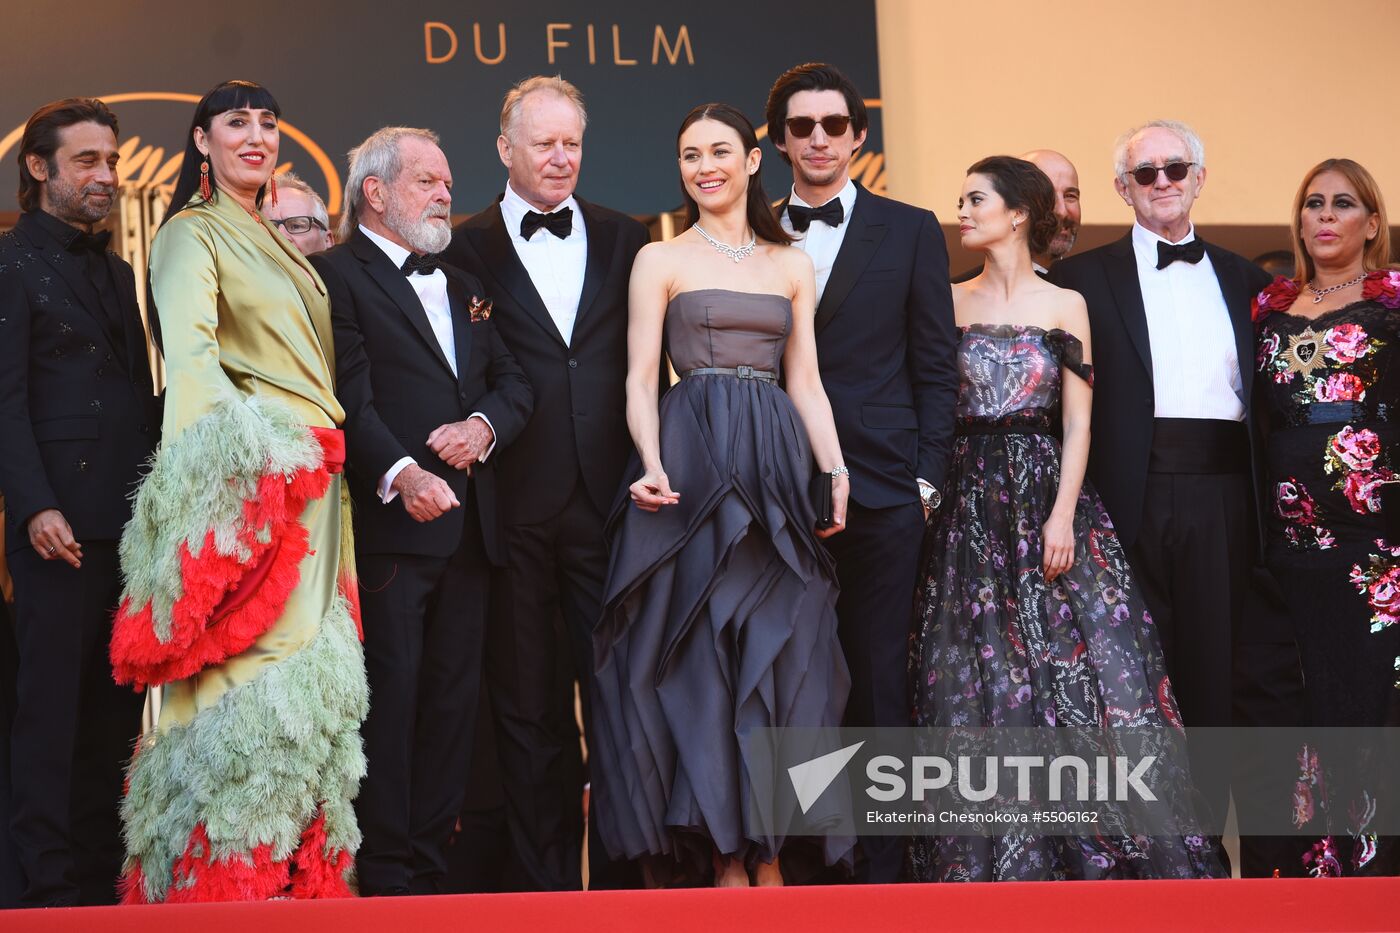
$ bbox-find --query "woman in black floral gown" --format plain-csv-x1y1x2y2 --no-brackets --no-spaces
1252,158,1400,877
908,157,1221,882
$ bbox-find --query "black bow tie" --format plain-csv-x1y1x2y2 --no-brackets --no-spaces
401,253,440,276
521,207,573,240
1155,238,1206,270
67,229,111,255
787,199,844,233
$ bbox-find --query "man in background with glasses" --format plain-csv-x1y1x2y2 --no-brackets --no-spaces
1050,121,1300,875
766,62,958,884
264,170,333,255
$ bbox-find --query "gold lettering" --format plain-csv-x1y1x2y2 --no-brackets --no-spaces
652,25,694,65
424,22,458,64
586,23,597,64
547,23,571,64
473,22,506,65
612,24,637,66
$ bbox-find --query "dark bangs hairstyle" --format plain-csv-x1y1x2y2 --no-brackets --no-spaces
16,98,120,213
161,79,281,228
676,103,792,245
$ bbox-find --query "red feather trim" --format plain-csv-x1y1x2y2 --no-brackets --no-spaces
118,861,149,905
288,809,354,899
338,570,363,642
111,456,332,689
164,823,289,903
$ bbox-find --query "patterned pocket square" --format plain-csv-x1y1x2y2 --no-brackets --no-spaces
469,296,493,323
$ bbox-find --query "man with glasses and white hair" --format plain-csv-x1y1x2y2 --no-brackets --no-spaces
263,169,332,255
311,126,533,896
1050,121,1296,872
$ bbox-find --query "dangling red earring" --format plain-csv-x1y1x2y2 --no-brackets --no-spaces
268,173,278,208
199,160,212,201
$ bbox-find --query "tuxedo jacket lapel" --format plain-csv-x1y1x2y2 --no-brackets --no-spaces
351,230,455,379
572,199,614,341
469,203,567,349
814,190,887,334
1205,241,1256,407
107,255,150,383
1104,233,1154,380
445,271,475,387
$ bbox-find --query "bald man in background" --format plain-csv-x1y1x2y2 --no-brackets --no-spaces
952,148,1081,281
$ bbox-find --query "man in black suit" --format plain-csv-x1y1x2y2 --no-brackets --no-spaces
312,126,532,896
442,75,648,891
1049,120,1301,872
765,62,959,883
0,98,159,907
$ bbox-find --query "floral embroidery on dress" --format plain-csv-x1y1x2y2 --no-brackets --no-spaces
1324,426,1396,516
1349,538,1400,635
1274,478,1336,550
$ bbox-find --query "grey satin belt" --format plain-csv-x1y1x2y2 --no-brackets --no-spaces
681,365,777,383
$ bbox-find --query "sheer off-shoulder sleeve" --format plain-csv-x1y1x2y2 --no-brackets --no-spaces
1046,329,1094,386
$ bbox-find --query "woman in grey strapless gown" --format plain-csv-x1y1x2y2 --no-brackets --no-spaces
591,104,852,886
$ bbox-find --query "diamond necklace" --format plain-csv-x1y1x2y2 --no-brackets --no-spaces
694,224,756,263
1306,272,1366,304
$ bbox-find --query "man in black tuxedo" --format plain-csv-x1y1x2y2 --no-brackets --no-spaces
312,126,532,896
442,75,648,891
0,98,159,907
1049,120,1302,872
766,62,958,883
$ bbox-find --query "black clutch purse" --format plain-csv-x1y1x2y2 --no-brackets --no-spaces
812,470,834,529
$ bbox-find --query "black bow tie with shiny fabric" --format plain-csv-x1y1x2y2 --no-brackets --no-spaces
787,199,845,233
521,207,573,240
66,229,111,255
1155,238,1206,270
401,253,440,276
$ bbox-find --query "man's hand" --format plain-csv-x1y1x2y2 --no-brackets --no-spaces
391,464,460,523
427,418,494,471
27,509,82,568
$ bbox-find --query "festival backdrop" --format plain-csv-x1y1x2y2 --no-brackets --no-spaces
0,1,883,216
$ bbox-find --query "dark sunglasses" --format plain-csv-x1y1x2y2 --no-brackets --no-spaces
785,115,852,138
271,215,327,235
1127,161,1196,186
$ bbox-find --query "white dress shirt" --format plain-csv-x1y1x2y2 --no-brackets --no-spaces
499,182,587,345
780,178,858,302
1131,222,1245,421
359,224,494,503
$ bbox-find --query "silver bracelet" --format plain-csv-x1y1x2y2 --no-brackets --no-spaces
829,465,850,477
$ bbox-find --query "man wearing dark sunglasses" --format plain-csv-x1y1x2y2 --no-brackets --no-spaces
263,170,333,255
1050,121,1300,875
765,62,958,885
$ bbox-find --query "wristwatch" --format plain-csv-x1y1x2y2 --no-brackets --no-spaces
918,479,942,512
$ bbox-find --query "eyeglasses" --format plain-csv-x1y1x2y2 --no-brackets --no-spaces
1127,161,1196,187
271,215,327,235
785,115,852,139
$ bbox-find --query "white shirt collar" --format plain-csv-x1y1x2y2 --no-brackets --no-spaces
501,182,583,240
1132,219,1197,250
359,223,414,270
788,177,857,215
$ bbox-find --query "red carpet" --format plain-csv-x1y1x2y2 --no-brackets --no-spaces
5,878,1398,932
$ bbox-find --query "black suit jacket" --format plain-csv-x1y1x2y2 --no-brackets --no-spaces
0,212,160,551
442,197,649,525
791,186,958,509
313,230,532,564
1049,232,1273,547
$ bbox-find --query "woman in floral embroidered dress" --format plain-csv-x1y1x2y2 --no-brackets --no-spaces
908,157,1220,882
1253,158,1400,877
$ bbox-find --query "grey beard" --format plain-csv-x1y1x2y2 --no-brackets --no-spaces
387,200,451,254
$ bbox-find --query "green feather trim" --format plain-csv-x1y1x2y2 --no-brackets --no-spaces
119,394,323,643
121,595,368,902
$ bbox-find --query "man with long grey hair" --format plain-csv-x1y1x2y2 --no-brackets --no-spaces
311,126,533,895
443,75,648,891
1050,120,1300,874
